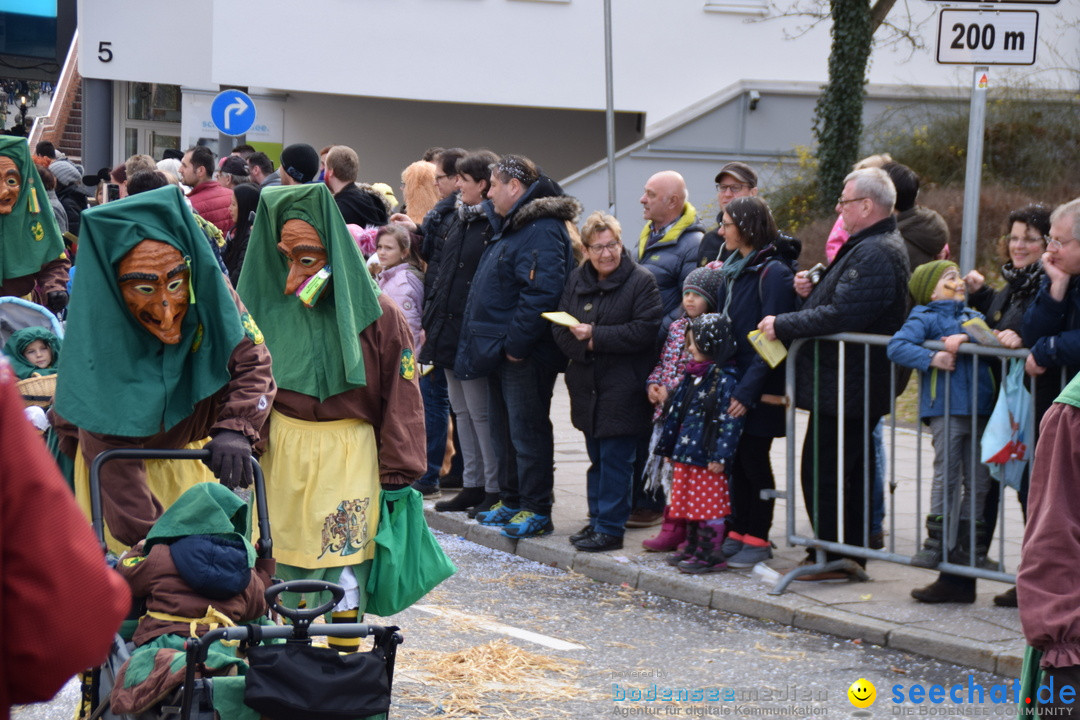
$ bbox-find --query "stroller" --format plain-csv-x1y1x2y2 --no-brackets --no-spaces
84,448,403,720
0,296,63,407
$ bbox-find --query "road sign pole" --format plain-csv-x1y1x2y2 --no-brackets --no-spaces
959,66,988,275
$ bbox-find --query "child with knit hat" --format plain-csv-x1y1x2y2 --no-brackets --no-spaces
887,260,997,603
641,265,722,551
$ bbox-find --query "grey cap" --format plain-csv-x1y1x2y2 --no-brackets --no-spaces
714,161,758,188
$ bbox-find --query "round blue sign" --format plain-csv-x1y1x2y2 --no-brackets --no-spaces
210,90,256,137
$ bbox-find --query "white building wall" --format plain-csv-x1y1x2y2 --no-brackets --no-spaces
78,0,1080,131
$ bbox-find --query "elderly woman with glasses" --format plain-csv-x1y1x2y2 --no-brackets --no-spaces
552,211,663,553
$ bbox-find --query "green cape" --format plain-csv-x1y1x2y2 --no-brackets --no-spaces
0,136,66,281
145,482,255,566
1056,369,1080,410
236,183,382,400
2,325,61,379
54,185,245,437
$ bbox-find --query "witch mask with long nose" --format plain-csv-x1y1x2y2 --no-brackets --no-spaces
117,239,190,344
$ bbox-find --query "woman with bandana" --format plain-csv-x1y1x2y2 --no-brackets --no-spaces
53,185,276,550
0,136,71,314
237,183,425,646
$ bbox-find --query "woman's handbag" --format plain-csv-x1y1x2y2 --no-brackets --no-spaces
365,486,457,616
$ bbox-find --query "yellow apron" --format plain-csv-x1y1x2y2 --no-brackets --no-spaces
74,437,216,554
260,409,380,569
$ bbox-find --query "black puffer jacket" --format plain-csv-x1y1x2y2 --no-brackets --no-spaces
419,205,492,367
552,253,662,438
419,193,461,301
773,216,910,418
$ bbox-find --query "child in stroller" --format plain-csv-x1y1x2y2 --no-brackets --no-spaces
108,482,275,717
2,325,61,378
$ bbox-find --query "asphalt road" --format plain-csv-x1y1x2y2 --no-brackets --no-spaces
15,531,1024,719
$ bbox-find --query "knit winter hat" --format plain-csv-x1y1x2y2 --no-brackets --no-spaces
690,313,736,364
909,260,958,305
280,143,320,184
683,266,723,309
49,158,83,188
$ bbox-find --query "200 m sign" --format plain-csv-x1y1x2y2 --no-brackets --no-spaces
937,9,1038,65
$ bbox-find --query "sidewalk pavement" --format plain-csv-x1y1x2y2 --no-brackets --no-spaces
423,382,1027,678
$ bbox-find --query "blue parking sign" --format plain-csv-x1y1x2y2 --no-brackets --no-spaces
210,90,256,136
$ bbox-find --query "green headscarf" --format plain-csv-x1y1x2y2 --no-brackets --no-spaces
237,183,382,400
0,136,66,281
2,325,61,379
55,185,246,437
144,482,255,566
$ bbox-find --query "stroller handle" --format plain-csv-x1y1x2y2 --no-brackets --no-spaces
88,448,272,559
265,580,346,624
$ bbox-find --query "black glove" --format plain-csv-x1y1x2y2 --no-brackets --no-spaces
46,291,69,313
204,430,254,489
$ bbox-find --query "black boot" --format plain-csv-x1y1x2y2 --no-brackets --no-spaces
435,486,486,513
910,515,944,568
467,492,500,518
954,519,1000,571
667,522,700,566
911,572,976,604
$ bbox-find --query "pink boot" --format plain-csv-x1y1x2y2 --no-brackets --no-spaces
642,507,687,552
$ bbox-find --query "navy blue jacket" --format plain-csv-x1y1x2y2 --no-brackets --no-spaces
714,244,798,438
454,178,580,380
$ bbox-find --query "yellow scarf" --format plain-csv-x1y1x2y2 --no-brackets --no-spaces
637,202,699,259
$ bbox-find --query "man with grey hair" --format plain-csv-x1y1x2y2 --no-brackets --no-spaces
758,167,910,580
637,170,705,340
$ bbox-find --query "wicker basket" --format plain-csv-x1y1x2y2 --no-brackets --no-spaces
16,374,57,408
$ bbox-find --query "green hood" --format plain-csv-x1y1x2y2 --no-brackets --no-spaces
144,482,255,565
2,325,61,379
0,136,66,281
236,183,382,400
54,185,246,437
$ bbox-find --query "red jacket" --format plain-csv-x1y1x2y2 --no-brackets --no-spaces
0,360,130,718
187,181,234,234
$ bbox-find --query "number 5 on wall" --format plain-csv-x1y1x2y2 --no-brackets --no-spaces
98,41,113,63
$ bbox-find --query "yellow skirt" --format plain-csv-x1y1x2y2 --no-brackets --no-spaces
260,410,380,569
74,438,216,554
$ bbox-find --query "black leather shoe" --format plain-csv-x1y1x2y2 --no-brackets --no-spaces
569,525,593,545
573,531,624,553
434,486,486,513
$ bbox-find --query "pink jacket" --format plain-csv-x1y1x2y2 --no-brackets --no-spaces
377,262,425,354
646,315,692,420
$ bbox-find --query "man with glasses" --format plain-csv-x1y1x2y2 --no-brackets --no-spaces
1023,198,1080,421
696,162,758,267
758,167,909,581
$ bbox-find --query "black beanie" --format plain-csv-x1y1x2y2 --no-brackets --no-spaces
280,143,320,184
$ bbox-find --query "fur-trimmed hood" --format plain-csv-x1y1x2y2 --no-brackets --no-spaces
507,193,582,234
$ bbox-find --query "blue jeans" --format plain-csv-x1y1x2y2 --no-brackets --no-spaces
872,419,885,536
487,357,557,516
584,435,635,538
418,370,450,486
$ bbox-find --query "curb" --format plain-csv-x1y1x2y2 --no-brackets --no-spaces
426,508,1025,678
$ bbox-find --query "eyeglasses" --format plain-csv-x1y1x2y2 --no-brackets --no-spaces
1007,234,1047,245
588,241,621,255
836,196,868,206
719,221,736,229
435,174,455,182
1048,237,1076,251
716,183,749,193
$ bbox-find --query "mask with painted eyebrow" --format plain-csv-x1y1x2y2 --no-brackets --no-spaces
117,239,190,344
0,155,21,215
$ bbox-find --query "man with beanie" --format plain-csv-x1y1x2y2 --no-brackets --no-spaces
279,143,320,186
759,166,909,581
48,154,88,238
180,145,234,234
637,171,705,342
0,136,71,313
888,260,996,602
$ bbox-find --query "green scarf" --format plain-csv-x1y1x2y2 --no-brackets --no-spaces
637,202,699,259
1055,369,1080,410
718,248,756,318
0,136,66,281
54,185,245,437
2,325,61,379
145,482,255,565
237,184,382,400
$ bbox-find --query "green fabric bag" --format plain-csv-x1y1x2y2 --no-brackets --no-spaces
1018,645,1044,719
365,487,456,616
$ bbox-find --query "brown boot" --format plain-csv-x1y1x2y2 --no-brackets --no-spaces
911,573,975,604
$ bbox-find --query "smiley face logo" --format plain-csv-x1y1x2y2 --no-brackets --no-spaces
848,678,876,708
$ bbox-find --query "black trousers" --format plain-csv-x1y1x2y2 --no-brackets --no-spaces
800,413,881,566
728,433,776,541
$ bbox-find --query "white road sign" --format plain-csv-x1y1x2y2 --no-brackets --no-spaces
937,9,1038,65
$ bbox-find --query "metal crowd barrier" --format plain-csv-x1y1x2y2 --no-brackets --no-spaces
768,332,1054,595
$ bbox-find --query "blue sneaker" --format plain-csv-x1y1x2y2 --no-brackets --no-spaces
500,511,554,539
476,501,518,526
